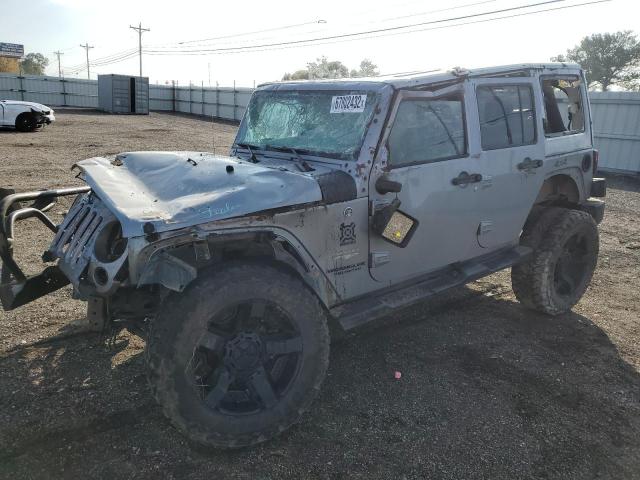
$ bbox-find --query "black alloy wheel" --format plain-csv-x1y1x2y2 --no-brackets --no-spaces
190,299,303,416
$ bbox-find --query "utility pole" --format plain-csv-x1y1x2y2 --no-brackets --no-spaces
79,43,93,79
53,50,64,78
130,22,150,77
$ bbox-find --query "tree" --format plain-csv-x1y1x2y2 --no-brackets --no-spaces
283,69,310,81
283,57,378,80
552,31,640,91
307,56,349,79
350,59,379,78
19,53,49,75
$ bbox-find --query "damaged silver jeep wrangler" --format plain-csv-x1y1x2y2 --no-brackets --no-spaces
0,63,606,448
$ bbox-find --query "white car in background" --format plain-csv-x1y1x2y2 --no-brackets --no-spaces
0,100,55,132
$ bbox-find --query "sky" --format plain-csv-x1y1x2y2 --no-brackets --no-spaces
1,0,638,87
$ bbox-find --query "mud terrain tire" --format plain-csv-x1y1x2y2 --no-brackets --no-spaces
512,207,599,315
146,263,330,448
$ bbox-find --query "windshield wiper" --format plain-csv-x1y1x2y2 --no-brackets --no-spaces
234,142,260,163
265,145,314,172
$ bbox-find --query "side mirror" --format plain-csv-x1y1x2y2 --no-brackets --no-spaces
375,175,402,194
372,199,418,248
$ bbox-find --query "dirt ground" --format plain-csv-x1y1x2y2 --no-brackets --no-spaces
0,111,639,479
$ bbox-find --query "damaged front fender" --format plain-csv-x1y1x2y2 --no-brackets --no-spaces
137,250,197,292
129,224,341,308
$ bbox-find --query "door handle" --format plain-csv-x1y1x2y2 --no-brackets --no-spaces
451,171,482,186
517,157,543,171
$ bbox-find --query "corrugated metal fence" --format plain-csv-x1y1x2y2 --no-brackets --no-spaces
0,73,97,108
1,73,639,173
0,73,252,122
590,92,640,174
148,83,252,121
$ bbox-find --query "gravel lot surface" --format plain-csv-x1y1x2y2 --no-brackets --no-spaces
0,111,639,479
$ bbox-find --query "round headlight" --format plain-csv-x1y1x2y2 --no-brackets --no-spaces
94,221,128,263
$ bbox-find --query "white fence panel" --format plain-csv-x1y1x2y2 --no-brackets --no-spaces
0,74,25,101
591,92,640,173
149,85,174,111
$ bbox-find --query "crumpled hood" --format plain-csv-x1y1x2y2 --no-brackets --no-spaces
75,151,324,237
3,100,52,112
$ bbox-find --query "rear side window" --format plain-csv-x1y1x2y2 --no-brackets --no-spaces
388,97,466,167
541,76,585,136
477,85,536,150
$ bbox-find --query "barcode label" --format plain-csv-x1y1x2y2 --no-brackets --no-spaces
330,94,367,113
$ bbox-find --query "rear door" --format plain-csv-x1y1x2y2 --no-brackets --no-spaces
466,77,546,249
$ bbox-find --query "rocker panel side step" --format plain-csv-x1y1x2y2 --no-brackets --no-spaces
333,245,531,331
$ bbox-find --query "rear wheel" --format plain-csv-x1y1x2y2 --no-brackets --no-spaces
146,263,330,448
512,207,599,315
15,113,38,132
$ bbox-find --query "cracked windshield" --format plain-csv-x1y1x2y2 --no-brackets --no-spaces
237,90,379,160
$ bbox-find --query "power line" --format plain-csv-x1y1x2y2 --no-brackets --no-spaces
142,0,611,57
57,0,611,79
63,53,138,75
55,1,508,75
130,22,150,76
384,0,499,23
65,49,137,75
170,19,327,46
150,1,499,51
145,0,570,54
92,51,139,66
79,43,94,79
63,48,138,73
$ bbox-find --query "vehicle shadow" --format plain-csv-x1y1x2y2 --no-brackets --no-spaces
0,286,638,479
601,171,640,193
49,108,107,116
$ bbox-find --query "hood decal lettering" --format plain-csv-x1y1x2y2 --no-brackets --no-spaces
199,202,236,219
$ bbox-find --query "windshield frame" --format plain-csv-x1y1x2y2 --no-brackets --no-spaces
234,86,384,162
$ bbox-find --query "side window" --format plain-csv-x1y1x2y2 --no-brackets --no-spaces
541,76,585,136
387,97,466,167
477,85,536,150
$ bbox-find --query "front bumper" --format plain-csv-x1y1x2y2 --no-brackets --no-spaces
0,186,90,310
37,111,55,125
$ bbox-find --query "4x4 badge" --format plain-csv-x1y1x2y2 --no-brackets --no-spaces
339,222,356,246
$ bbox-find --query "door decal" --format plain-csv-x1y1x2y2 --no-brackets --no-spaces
339,222,356,246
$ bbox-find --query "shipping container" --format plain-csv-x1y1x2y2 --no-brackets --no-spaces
98,74,149,114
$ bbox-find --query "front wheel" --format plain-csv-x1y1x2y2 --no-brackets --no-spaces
512,208,599,315
15,113,38,132
146,263,330,448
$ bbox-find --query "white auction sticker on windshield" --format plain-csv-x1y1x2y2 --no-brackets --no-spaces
330,94,367,113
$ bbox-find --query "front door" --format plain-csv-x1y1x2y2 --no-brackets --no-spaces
368,83,483,285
